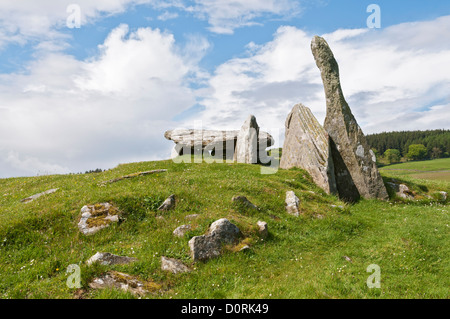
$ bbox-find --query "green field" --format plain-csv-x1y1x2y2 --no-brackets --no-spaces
0,157,448,299
380,158,450,182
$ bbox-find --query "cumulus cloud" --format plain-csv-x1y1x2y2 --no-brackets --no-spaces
192,16,450,149
0,24,206,178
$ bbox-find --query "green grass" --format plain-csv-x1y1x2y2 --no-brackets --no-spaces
0,157,448,299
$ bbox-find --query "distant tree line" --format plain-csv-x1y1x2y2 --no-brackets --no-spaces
366,129,450,163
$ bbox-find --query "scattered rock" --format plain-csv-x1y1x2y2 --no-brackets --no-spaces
311,35,388,202
86,252,137,266
20,188,59,203
387,182,415,200
280,104,337,195
285,191,300,216
257,221,268,238
232,196,258,209
234,115,260,164
78,203,120,235
173,224,191,237
239,245,251,252
99,169,167,186
158,194,176,211
89,271,161,296
161,256,192,274
343,256,353,263
189,218,242,262
185,214,199,220
439,191,447,201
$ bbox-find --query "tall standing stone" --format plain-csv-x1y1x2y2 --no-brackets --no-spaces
234,115,260,163
280,104,337,195
311,36,388,201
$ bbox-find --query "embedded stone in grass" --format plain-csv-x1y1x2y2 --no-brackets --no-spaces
189,218,242,262
78,202,121,235
86,252,137,266
89,271,161,296
173,224,191,237
285,191,300,216
20,188,59,203
185,214,200,220
99,169,167,186
386,182,415,200
161,256,192,274
158,194,176,211
257,221,268,238
232,195,258,209
439,191,447,201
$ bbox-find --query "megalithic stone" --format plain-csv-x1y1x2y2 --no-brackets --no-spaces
280,104,337,195
311,36,388,201
234,115,259,163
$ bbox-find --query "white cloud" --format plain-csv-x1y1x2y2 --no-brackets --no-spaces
192,15,450,149
157,11,179,21
190,0,301,34
0,24,204,178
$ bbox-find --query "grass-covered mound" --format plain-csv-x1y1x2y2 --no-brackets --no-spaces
0,158,448,299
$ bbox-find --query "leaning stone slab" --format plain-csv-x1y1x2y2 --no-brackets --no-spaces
21,188,59,203
311,35,388,202
78,203,120,235
158,194,176,211
188,218,242,262
280,104,337,195
89,271,161,296
161,256,192,274
99,169,167,186
285,191,300,216
86,252,137,266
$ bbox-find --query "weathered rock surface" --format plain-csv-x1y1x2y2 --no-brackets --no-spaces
188,218,241,262
311,35,388,202
86,252,137,266
234,115,260,163
173,224,191,237
78,203,120,235
89,271,161,296
232,196,258,209
165,129,274,160
285,191,300,216
161,256,192,274
158,194,176,211
280,104,337,194
387,182,415,200
257,221,268,238
21,188,59,203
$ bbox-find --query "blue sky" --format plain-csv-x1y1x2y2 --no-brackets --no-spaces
0,0,450,178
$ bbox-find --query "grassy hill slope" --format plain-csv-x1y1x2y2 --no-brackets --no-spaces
0,158,448,299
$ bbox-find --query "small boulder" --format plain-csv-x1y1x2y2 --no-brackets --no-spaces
285,191,300,216
257,221,268,238
173,224,191,237
387,182,414,200
158,194,176,211
189,218,242,262
439,191,447,201
161,256,192,274
89,271,161,296
232,196,258,209
78,203,120,235
86,252,137,266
